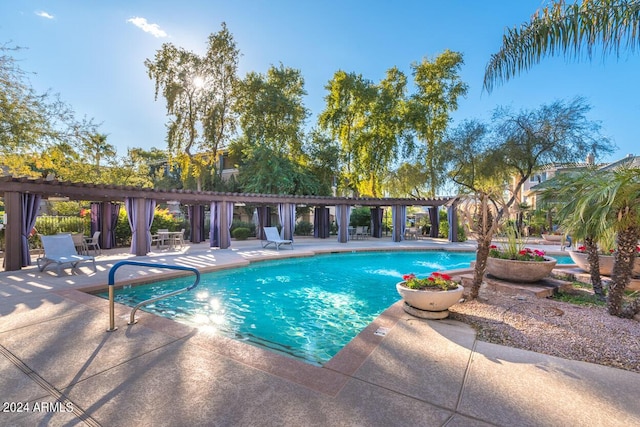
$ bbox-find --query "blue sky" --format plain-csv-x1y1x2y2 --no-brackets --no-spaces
1,0,638,163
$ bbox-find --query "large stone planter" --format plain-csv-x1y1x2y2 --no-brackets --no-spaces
541,233,564,242
486,256,557,282
396,282,464,319
569,250,640,278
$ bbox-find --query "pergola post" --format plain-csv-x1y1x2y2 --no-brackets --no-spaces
3,191,23,271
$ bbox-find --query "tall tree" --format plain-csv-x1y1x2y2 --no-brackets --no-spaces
541,167,640,317
407,50,468,197
0,44,98,172
235,63,308,159
78,133,116,177
484,0,640,92
145,23,240,190
445,98,613,299
359,67,408,197
231,64,310,194
539,169,608,297
319,70,375,196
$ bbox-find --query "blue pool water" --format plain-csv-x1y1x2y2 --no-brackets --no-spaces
100,251,572,365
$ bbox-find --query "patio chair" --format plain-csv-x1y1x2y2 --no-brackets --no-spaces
36,234,96,276
261,226,293,250
84,231,101,255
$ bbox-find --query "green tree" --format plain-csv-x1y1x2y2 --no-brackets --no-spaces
236,145,319,195
542,167,640,317
484,0,640,91
385,161,430,198
319,70,375,196
539,168,607,297
359,67,408,197
235,63,308,159
407,50,468,197
145,23,240,190
303,129,341,196
445,98,613,299
1,44,99,175
78,133,116,177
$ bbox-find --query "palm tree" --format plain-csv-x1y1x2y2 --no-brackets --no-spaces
484,0,640,92
539,168,609,297
542,168,640,317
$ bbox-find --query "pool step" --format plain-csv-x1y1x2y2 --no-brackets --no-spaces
460,274,574,298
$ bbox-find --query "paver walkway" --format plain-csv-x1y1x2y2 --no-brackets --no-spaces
1,237,639,426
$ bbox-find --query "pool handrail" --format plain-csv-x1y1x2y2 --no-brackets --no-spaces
106,260,200,331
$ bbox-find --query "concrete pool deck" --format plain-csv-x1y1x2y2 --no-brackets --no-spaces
1,237,639,426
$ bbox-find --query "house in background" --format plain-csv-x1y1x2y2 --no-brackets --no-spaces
515,153,639,211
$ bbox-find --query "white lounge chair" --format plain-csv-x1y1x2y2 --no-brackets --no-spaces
261,226,293,250
36,234,96,276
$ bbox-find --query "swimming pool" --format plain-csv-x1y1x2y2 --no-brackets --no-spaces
101,251,572,365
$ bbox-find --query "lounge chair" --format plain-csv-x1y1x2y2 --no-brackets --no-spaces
261,226,293,250
36,234,96,276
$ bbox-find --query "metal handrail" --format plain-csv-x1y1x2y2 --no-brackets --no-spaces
106,260,200,332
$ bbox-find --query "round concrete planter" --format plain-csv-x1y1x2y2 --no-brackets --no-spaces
569,250,640,277
486,256,557,283
396,282,464,315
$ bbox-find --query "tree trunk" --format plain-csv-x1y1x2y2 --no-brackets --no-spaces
471,237,491,299
585,237,604,298
607,226,639,317
469,195,494,300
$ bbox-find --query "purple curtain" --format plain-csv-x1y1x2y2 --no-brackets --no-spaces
188,205,205,243
313,207,330,238
90,202,100,237
429,207,439,238
256,206,271,240
392,205,406,242
21,193,41,266
105,203,120,249
370,207,383,238
447,204,458,242
89,202,119,248
335,205,351,243
226,202,233,244
209,202,219,247
125,198,156,254
277,203,296,241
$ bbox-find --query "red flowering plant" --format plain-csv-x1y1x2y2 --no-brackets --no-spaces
577,245,640,256
401,272,459,291
488,245,548,261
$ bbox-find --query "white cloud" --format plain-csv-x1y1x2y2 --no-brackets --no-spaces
127,17,168,38
35,10,54,19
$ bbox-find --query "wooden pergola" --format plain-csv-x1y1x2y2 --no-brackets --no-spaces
0,176,459,271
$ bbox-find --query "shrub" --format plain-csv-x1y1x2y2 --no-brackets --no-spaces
295,221,313,236
232,227,250,240
230,220,256,237
350,207,371,226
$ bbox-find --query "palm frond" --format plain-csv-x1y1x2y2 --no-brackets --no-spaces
484,0,640,92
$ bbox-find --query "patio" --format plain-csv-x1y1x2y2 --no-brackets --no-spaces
1,237,639,426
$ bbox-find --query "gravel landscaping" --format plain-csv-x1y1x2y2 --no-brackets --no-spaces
449,287,640,373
